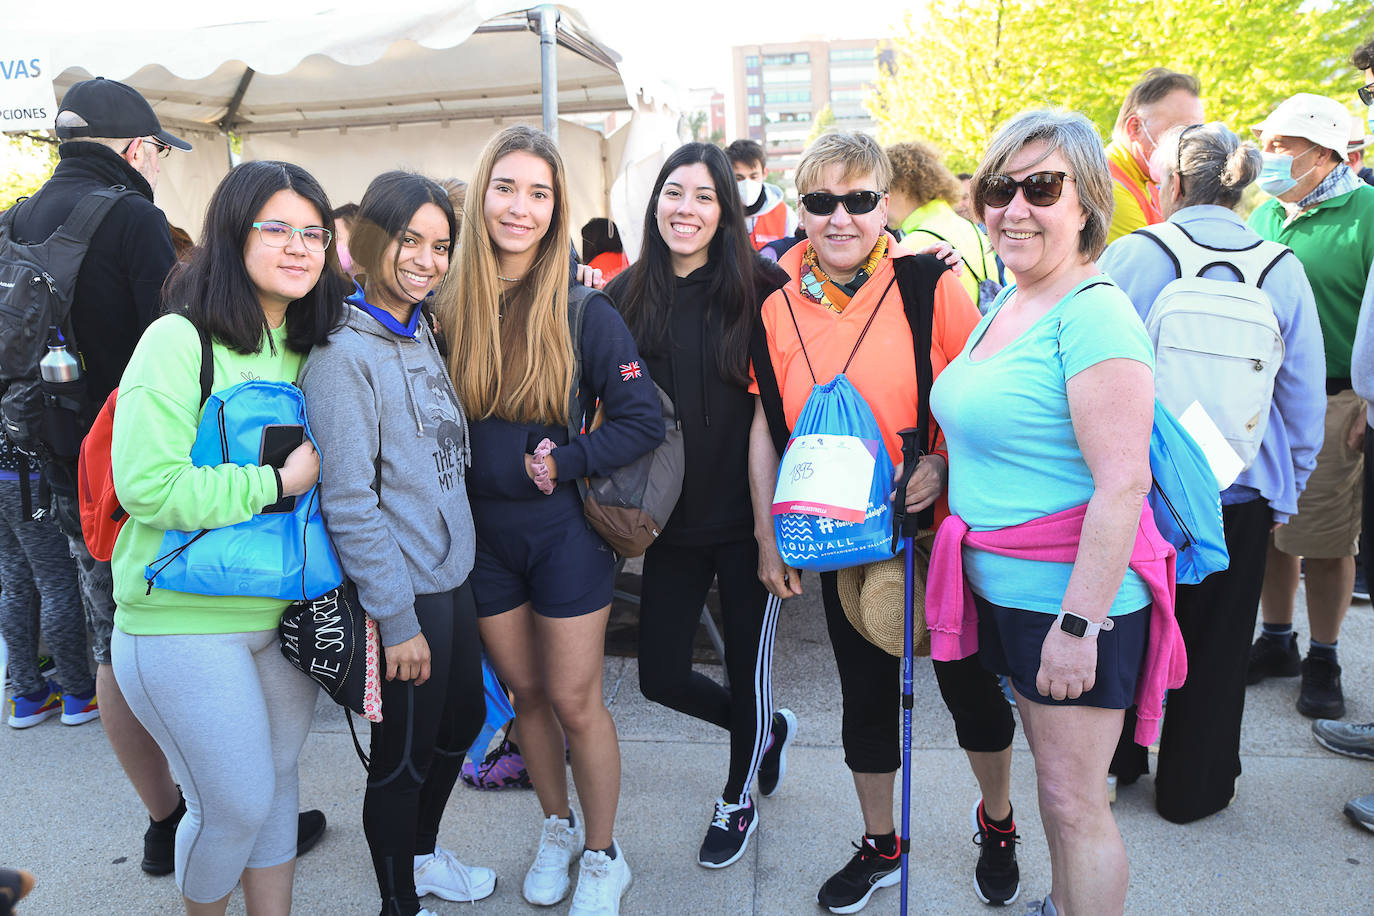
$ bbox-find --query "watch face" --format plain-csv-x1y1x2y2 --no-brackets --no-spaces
1060,613,1089,638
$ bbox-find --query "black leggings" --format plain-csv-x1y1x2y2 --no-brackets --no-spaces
363,584,486,916
637,539,781,804
821,572,1015,773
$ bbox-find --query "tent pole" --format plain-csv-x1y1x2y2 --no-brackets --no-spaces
530,5,559,142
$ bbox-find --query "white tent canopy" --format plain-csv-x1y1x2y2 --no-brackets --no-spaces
35,1,680,252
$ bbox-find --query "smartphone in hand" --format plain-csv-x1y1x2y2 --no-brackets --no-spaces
260,424,305,513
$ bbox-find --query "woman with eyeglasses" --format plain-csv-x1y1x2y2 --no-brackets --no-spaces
928,110,1167,916
109,160,348,915
1098,123,1325,824
299,171,494,916
748,130,981,914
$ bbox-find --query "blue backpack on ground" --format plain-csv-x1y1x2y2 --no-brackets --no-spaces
145,380,343,600
1149,400,1228,585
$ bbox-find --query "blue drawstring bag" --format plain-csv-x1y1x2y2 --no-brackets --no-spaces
1149,400,1228,585
146,380,343,601
772,373,897,572
466,654,517,761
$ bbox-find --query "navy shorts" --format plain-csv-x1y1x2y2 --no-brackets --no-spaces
975,593,1149,710
470,492,614,619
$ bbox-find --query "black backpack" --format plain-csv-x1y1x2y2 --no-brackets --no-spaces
0,186,138,475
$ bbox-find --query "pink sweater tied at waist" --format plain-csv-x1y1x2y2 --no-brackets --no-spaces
926,502,1187,746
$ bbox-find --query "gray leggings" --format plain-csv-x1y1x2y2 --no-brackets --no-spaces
112,627,318,903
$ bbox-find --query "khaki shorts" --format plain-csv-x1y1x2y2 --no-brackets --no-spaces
1275,388,1365,558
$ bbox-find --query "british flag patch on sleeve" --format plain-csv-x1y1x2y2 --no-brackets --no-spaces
619,361,643,381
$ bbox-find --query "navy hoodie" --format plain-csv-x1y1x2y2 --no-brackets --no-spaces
465,288,663,508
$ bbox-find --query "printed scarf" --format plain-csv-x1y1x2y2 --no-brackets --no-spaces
799,236,888,313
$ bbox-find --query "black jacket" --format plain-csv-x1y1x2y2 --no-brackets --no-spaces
11,142,177,404
608,255,789,546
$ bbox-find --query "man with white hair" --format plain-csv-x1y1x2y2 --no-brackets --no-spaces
1246,92,1374,724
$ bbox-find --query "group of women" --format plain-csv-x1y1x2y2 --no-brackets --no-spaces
100,100,1319,916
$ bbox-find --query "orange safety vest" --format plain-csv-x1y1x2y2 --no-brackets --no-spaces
588,250,629,281
748,200,789,251
1108,160,1163,226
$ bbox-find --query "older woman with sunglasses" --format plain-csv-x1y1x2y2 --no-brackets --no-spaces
749,130,981,914
929,110,1163,916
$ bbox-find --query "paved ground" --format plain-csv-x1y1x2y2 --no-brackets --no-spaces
3,577,1372,915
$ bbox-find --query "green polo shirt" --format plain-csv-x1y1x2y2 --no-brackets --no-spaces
1249,184,1374,379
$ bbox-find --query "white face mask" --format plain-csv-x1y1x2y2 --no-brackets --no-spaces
737,178,763,207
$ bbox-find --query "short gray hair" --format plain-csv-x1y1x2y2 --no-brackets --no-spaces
972,109,1114,260
1154,122,1261,211
54,110,133,152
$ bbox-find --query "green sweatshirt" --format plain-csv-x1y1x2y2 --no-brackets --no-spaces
112,314,303,635
1249,184,1374,379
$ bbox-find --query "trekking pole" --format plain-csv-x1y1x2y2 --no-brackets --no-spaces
893,427,923,916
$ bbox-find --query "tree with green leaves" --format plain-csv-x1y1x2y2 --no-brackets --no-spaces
0,134,57,211
806,104,836,147
870,0,1373,172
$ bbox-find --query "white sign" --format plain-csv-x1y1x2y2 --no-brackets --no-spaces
1179,400,1245,491
0,45,56,133
772,433,878,523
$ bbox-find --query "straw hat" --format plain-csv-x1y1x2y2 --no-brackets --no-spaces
836,531,935,658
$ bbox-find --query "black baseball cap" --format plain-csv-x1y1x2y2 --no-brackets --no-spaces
55,77,191,151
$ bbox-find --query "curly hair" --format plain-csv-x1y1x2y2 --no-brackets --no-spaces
1353,36,1374,72
886,141,963,210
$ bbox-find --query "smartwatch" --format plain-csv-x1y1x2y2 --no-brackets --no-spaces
1055,610,1114,639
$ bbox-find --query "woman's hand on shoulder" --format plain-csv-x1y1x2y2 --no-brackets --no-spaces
575,263,607,290
384,631,431,685
916,242,964,276
278,440,320,497
1035,625,1098,701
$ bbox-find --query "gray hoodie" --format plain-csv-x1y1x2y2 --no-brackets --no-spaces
298,304,474,646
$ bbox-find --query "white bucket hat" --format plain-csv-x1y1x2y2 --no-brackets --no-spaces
1252,93,1352,154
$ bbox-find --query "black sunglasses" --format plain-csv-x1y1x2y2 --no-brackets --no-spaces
799,190,882,216
1360,81,1374,107
980,171,1076,208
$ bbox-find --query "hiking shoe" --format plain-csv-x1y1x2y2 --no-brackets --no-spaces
698,795,758,869
6,682,61,728
142,797,187,876
462,737,531,789
414,845,496,902
971,799,1020,906
1344,792,1374,832
1246,633,1300,685
296,809,326,858
816,837,902,914
758,708,798,797
1313,719,1374,760
569,841,631,916
1297,656,1345,719
60,686,99,726
523,813,583,905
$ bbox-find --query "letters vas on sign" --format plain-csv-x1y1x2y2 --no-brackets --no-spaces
0,45,57,132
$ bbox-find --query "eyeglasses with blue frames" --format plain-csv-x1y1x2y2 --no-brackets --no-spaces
251,221,333,252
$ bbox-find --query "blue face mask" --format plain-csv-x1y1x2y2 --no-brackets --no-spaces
1257,152,1298,197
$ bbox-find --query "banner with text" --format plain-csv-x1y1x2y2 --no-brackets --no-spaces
0,45,55,133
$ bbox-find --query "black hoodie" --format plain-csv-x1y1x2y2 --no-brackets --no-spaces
608,255,788,546
10,142,177,404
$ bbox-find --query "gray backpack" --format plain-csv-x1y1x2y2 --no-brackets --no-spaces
1137,221,1290,472
565,284,684,557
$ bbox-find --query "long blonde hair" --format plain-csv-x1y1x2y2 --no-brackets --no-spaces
440,126,573,423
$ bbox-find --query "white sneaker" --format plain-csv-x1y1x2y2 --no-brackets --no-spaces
414,845,497,902
569,841,631,916
523,813,583,905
